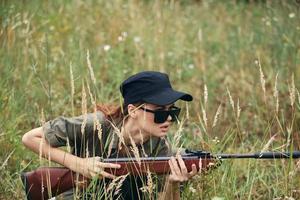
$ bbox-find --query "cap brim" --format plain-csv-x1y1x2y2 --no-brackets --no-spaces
142,88,193,106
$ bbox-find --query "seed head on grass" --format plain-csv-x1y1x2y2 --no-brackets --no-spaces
86,81,103,141
86,50,96,86
140,168,154,198
109,121,125,150
256,59,266,103
204,84,208,106
129,134,141,165
273,73,279,115
288,74,295,108
173,119,185,148
236,98,241,121
226,87,235,110
212,104,222,128
106,174,129,196
107,133,115,158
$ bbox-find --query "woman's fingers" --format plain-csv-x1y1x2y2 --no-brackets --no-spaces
177,154,188,175
90,166,116,179
168,159,176,175
198,158,202,172
99,171,116,179
98,162,121,169
170,156,181,176
189,164,197,177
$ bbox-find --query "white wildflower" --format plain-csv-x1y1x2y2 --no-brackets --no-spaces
103,45,111,51
289,13,295,18
188,64,194,69
134,36,141,43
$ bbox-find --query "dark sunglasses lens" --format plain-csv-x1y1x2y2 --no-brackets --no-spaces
154,108,181,123
154,110,169,123
170,108,181,122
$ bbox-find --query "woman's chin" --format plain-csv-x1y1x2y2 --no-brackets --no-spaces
157,129,169,137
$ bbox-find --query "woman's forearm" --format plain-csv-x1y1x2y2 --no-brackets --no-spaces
22,127,80,170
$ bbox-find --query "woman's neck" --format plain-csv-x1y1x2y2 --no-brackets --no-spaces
121,118,149,146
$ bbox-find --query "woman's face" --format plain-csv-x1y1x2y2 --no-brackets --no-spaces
134,103,175,137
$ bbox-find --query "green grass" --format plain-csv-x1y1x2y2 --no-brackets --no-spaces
1,0,300,199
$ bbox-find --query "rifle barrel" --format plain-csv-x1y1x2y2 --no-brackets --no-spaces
216,151,300,159
102,151,300,163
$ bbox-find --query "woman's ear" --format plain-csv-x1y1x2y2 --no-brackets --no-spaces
127,104,137,119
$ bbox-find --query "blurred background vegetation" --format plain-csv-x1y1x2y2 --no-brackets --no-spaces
0,0,300,199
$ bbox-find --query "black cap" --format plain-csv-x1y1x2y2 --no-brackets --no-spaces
120,71,193,106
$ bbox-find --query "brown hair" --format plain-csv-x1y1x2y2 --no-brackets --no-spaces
96,103,127,122
96,102,143,123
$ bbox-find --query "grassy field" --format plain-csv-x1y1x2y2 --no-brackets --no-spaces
0,0,300,199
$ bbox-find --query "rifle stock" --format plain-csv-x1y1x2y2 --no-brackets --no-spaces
21,150,300,200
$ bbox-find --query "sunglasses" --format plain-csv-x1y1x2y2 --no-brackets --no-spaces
139,106,181,123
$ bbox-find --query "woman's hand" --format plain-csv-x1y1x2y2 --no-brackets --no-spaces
168,154,201,182
70,156,121,179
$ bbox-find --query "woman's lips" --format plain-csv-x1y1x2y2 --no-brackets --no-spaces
160,124,170,132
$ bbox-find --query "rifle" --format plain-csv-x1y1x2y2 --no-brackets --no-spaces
21,150,300,200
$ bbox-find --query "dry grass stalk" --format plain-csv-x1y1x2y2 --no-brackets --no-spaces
260,134,277,153
257,59,266,102
86,81,103,141
86,80,95,106
66,138,71,153
226,87,235,110
106,174,129,195
236,98,241,121
140,168,154,198
39,109,46,163
197,28,202,42
173,119,184,148
45,171,52,199
185,102,190,120
40,108,46,125
85,143,89,158
81,82,88,135
289,160,300,178
70,62,75,98
129,134,141,165
204,84,208,106
0,149,15,170
139,131,148,157
297,89,300,106
212,104,222,128
288,74,295,108
202,107,207,129
107,133,115,158
70,62,75,118
274,73,279,115
86,50,97,86
109,121,125,149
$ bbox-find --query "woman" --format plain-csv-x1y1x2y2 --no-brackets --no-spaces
22,71,201,199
